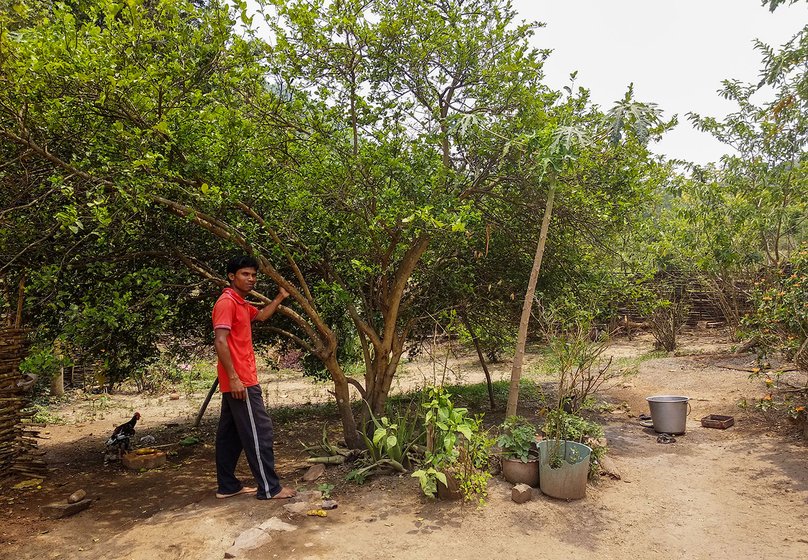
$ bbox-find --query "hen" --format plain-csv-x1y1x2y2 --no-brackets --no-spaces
105,412,141,456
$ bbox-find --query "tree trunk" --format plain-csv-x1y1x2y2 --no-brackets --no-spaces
460,310,495,410
324,356,361,449
50,366,65,397
506,185,556,417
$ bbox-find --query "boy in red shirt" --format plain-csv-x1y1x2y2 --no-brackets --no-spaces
212,255,296,500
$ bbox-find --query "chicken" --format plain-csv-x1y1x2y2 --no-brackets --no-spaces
105,412,141,456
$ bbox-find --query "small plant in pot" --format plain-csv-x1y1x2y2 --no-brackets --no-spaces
536,320,609,500
497,416,539,486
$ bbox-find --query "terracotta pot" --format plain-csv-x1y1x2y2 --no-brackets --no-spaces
501,456,540,487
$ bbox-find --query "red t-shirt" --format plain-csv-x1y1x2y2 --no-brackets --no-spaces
212,288,259,392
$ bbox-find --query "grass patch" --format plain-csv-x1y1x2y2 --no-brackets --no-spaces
611,349,668,371
438,378,546,410
271,401,340,424
29,403,65,425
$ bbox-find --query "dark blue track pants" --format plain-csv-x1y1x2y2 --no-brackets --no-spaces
215,385,282,499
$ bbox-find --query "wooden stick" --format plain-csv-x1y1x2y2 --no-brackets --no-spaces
194,378,219,428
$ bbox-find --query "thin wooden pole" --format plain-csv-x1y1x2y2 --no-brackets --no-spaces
194,378,219,427
506,185,555,417
14,274,25,328
460,310,496,410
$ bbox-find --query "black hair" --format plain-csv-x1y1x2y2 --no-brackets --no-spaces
226,255,259,275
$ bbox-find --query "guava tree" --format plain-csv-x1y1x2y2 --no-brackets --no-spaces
0,0,554,446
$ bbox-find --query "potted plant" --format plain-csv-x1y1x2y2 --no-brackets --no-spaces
412,387,492,503
536,326,608,500
497,416,539,486
539,408,596,499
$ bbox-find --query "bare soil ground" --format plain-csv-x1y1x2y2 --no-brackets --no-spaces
2,329,807,560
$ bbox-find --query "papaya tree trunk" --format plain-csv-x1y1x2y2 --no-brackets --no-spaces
506,184,556,417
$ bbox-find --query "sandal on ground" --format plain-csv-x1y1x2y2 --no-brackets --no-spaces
216,486,257,499
638,414,654,428
656,433,676,444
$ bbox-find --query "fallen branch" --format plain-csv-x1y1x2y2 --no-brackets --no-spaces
306,456,345,464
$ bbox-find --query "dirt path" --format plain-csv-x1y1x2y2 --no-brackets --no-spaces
3,331,807,559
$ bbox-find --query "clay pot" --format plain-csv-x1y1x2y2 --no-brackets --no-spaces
501,456,540,487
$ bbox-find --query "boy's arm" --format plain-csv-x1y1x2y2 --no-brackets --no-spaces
254,287,290,322
214,328,246,400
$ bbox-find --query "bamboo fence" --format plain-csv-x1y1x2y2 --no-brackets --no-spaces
0,327,46,478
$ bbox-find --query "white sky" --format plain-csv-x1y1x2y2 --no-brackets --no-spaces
513,0,807,164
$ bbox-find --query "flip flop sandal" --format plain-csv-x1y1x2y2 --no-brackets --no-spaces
639,418,654,428
656,433,676,444
216,486,257,499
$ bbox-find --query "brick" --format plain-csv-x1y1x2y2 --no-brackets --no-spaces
511,483,532,504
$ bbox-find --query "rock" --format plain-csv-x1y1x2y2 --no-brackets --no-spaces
169,392,180,400
40,498,92,519
302,464,326,482
585,437,607,449
511,483,532,504
139,435,156,445
67,489,87,504
282,502,310,516
227,527,272,556
289,490,322,503
599,456,621,480
258,517,297,532
122,450,167,470
320,499,338,510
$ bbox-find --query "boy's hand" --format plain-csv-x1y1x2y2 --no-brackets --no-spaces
229,377,246,400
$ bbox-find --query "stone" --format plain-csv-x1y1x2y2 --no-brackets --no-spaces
40,498,92,519
224,527,272,558
320,499,338,510
302,464,326,482
598,456,621,480
121,450,167,470
258,517,297,533
511,484,532,504
586,437,607,449
282,502,310,515
67,489,87,504
289,490,322,503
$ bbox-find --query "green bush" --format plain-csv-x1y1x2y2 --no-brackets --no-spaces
496,416,537,462
746,244,808,365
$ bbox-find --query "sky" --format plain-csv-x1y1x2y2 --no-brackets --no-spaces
511,0,807,164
